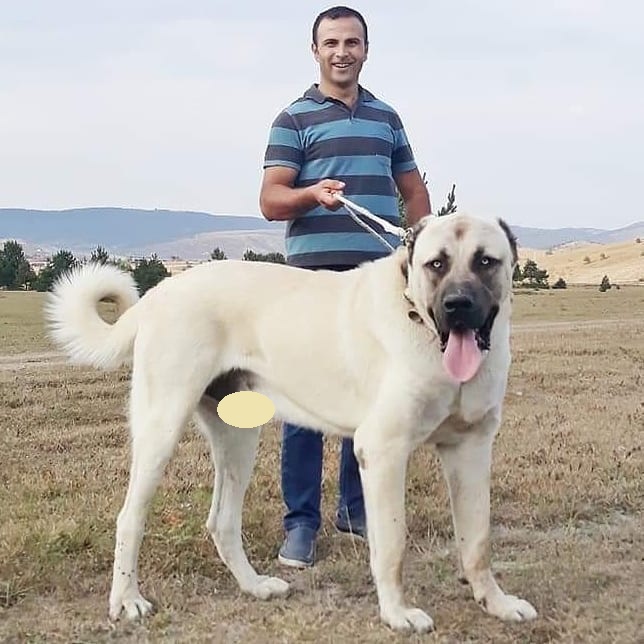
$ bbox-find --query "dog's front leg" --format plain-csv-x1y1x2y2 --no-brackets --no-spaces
436,411,537,622
353,427,434,634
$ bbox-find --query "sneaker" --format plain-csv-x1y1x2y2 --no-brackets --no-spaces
278,525,317,568
335,513,367,541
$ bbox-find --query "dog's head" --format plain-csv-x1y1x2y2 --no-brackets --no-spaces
404,213,517,383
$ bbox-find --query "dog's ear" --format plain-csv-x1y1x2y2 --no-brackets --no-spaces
497,218,518,266
404,218,428,266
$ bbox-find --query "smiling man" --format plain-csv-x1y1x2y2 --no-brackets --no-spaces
260,5,431,569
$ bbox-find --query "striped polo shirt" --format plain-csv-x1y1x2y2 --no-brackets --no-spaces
263,84,418,268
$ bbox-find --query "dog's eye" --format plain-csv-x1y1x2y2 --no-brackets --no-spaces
479,255,498,268
429,259,443,271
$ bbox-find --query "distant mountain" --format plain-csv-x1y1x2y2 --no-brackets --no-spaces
510,222,644,250
1,207,642,259
0,207,285,256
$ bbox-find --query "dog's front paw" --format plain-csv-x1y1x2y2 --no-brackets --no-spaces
109,592,154,621
480,593,537,622
246,575,290,600
380,605,434,633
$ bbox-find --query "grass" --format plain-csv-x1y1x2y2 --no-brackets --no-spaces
0,286,643,642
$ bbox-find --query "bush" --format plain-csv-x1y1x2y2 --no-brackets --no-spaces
210,247,227,260
242,250,286,263
599,275,611,292
131,254,170,294
552,277,567,289
583,256,591,264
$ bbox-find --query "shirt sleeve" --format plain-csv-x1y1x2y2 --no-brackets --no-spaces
263,110,303,172
391,112,418,175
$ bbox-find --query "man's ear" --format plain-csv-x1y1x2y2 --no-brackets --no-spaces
311,43,319,62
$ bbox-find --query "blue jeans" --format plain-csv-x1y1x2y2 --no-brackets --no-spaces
280,263,365,533
281,424,364,532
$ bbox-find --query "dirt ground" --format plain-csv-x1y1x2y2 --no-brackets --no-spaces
1,287,643,643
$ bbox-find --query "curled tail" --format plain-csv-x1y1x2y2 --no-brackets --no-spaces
45,263,141,370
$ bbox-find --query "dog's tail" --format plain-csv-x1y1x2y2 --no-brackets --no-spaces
45,263,141,370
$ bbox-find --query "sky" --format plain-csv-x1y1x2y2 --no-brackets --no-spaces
1,0,642,229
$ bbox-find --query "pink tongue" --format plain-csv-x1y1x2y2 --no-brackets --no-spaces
443,330,482,383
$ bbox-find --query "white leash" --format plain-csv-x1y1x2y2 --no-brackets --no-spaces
333,193,406,252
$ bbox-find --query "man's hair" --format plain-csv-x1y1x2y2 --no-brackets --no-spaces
312,6,368,46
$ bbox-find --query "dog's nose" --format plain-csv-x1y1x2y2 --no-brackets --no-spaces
443,293,474,314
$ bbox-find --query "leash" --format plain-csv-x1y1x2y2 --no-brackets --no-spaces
333,193,406,252
333,193,432,329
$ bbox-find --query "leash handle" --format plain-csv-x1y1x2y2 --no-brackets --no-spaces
333,193,406,239
333,192,405,239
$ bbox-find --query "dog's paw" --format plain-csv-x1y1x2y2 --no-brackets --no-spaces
381,606,435,633
109,593,154,621
480,593,537,622
247,575,290,600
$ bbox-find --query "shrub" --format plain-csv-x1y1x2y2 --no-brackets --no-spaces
583,256,591,264
552,277,567,289
598,275,611,292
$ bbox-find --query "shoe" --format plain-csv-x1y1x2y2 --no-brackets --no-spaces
335,513,367,541
278,526,317,568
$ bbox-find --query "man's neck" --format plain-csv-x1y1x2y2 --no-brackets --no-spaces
318,81,359,108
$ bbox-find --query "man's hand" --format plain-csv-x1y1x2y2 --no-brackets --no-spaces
309,179,346,210
260,167,346,221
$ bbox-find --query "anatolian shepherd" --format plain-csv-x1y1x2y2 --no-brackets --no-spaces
46,213,537,633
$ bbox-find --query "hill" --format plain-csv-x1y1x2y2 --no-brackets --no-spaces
0,207,285,258
1,207,643,261
519,238,644,285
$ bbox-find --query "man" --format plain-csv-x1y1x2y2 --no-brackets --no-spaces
259,5,431,568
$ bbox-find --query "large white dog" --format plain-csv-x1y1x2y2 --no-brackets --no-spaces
46,213,537,633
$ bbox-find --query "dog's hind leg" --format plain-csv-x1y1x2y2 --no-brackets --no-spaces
108,378,196,621
195,398,289,600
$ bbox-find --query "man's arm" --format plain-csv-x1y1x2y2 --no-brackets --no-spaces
395,169,432,226
259,167,345,222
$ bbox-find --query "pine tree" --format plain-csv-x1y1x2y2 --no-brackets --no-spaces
0,240,35,290
33,250,78,292
210,247,227,260
131,254,170,294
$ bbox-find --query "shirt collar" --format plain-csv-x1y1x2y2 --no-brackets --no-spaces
303,84,376,105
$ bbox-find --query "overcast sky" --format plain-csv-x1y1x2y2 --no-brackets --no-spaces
1,1,642,229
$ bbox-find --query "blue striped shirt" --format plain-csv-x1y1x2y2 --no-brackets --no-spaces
263,84,418,268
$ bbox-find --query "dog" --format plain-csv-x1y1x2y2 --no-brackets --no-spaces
45,213,537,633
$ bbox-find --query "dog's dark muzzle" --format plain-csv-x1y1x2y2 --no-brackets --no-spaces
442,291,487,332
432,283,498,352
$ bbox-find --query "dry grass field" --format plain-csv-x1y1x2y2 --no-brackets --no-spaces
1,285,643,643
518,238,644,285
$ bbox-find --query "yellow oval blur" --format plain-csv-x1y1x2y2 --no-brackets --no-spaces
216,391,276,428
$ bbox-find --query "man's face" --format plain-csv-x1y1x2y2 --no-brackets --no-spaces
312,17,368,89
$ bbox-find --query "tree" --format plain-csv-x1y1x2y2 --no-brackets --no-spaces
89,245,110,265
32,250,78,292
599,275,611,292
436,184,457,217
0,240,35,290
210,247,227,260
552,277,567,289
131,254,170,294
242,250,286,263
521,258,549,288
512,263,522,283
